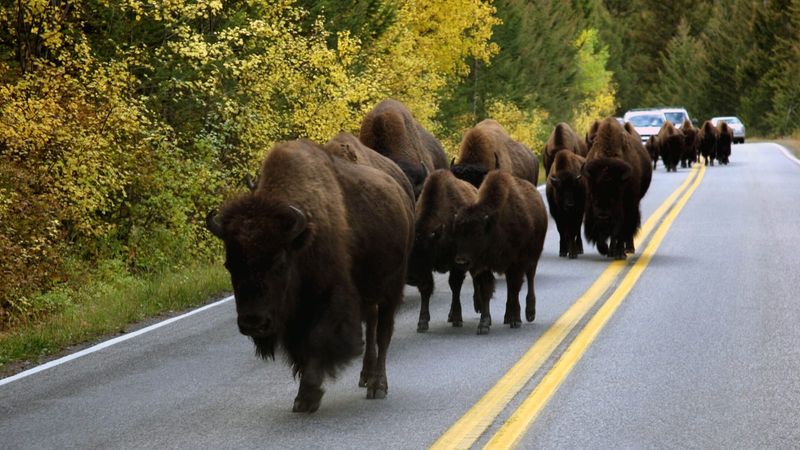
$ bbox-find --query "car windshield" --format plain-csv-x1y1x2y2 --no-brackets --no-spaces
629,115,664,127
664,112,686,124
719,117,741,125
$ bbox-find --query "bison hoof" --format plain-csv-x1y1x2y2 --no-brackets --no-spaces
597,242,609,256
359,371,368,388
526,309,535,323
366,379,388,399
559,251,567,257
417,321,429,333
477,325,490,335
448,312,463,325
292,398,321,413
568,252,577,259
613,252,627,260
509,320,522,329
452,320,463,328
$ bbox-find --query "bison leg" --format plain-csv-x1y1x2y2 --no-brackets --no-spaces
525,266,537,322
416,272,434,333
447,269,466,327
596,239,609,256
367,301,397,400
504,269,524,328
474,271,494,335
293,360,325,413
360,304,378,388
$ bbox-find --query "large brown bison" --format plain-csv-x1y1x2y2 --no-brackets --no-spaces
206,140,414,413
716,121,733,165
546,150,587,259
583,117,652,259
407,170,488,332
323,132,414,202
451,119,539,188
697,120,719,166
359,99,449,197
680,119,698,168
451,170,548,334
543,122,588,176
656,121,684,172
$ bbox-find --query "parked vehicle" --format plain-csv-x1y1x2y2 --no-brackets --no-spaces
710,116,746,144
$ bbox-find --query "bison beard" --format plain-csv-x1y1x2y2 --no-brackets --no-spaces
208,139,413,413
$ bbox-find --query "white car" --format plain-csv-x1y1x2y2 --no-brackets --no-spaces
710,116,746,144
623,109,667,145
660,107,692,129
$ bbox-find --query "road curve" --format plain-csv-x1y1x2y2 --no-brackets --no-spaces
1,142,798,449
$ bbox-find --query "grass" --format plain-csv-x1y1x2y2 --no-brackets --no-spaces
749,136,800,157
0,262,230,375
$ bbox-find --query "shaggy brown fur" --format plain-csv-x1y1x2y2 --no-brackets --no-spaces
543,122,588,176
323,132,414,202
697,120,719,166
716,121,733,165
451,119,539,188
207,140,414,413
546,151,587,259
583,117,652,260
680,119,698,168
407,170,488,332
624,122,642,142
451,170,548,334
359,99,448,197
656,121,684,172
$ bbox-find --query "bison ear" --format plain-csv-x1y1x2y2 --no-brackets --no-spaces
341,143,357,162
287,205,310,251
206,211,224,239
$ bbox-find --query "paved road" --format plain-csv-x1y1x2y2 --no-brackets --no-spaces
1,143,798,449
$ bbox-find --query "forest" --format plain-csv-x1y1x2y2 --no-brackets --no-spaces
0,0,798,337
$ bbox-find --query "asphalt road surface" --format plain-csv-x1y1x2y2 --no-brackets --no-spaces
2,142,798,449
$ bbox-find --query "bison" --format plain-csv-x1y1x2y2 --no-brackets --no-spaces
206,139,414,413
546,150,587,259
656,121,684,172
407,170,489,332
583,117,652,260
543,122,588,177
716,121,733,165
586,119,601,150
452,170,548,334
645,135,659,170
451,119,539,188
359,99,449,197
697,120,719,166
680,119,698,168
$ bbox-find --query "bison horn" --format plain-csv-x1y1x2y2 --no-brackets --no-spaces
421,162,429,179
494,153,500,169
287,205,308,241
450,157,456,168
243,175,256,192
206,211,224,238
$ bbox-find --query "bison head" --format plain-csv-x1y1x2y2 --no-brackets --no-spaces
549,172,585,213
207,197,312,354
451,206,497,271
582,158,632,230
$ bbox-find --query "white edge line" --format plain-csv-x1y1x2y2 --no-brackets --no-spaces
775,143,800,168
0,295,234,387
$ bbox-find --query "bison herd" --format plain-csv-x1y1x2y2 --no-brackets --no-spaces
650,118,734,170
205,99,728,412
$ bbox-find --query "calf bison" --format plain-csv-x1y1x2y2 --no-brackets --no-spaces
657,121,684,172
206,139,414,413
407,170,487,332
697,120,719,166
543,122,588,176
546,150,587,259
451,119,539,188
645,135,659,170
452,170,548,334
360,99,449,197
583,117,652,259
681,119,698,168
716,121,733,165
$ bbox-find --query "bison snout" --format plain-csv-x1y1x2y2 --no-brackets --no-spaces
454,255,471,266
238,314,274,337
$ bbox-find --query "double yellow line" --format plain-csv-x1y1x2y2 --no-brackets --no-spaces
431,164,706,450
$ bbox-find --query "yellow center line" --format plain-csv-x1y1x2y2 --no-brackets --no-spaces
430,165,702,450
483,164,706,449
